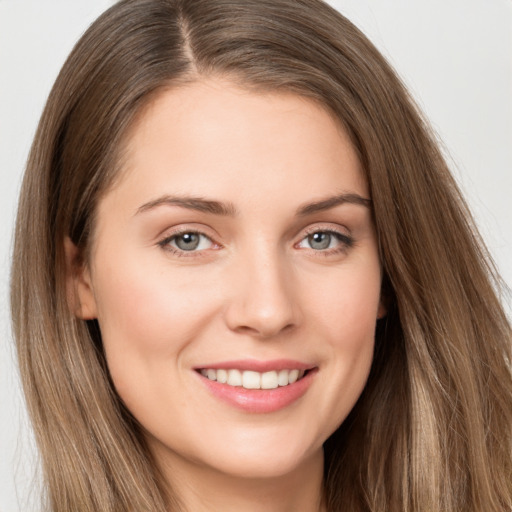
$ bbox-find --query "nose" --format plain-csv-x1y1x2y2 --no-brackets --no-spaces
224,249,301,339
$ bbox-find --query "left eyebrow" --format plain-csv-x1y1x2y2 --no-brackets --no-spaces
296,193,371,216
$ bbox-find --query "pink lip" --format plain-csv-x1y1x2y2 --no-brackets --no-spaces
194,360,318,414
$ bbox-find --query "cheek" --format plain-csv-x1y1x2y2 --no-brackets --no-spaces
309,260,382,343
95,256,212,339
92,256,221,392
304,261,381,425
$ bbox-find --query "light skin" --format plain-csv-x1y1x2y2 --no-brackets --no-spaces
67,78,385,512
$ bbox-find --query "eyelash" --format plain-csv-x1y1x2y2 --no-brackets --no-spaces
157,229,217,258
157,227,354,257
296,227,354,256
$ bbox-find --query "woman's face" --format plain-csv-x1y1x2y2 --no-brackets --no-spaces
72,79,384,482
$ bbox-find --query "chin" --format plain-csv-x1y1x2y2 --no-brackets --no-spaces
196,426,325,481
205,446,322,481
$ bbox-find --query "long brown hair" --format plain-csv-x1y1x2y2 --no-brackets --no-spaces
11,0,511,510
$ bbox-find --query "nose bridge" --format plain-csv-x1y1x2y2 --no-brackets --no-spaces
225,241,299,338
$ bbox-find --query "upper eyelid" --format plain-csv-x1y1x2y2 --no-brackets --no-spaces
295,224,354,250
301,226,347,235
298,223,351,239
158,231,219,258
160,230,216,246
158,224,218,242
297,229,352,245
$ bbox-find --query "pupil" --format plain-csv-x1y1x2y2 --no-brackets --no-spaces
309,232,331,250
176,233,200,251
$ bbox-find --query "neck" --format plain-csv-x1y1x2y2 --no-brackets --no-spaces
156,447,326,512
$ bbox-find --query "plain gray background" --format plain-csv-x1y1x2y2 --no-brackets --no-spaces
1,1,511,510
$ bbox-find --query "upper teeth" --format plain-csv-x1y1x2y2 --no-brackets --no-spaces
199,369,305,389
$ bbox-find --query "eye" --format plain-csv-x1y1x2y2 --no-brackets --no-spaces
297,230,353,252
159,231,215,253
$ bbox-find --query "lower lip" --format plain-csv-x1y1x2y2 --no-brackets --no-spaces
197,369,317,413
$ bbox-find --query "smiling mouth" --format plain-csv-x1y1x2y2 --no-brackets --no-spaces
198,368,309,390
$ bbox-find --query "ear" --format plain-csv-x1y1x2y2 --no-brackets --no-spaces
64,237,98,319
377,299,387,320
377,276,391,320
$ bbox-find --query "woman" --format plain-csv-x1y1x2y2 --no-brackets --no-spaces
10,0,511,511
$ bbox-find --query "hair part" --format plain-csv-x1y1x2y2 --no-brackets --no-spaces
11,0,511,510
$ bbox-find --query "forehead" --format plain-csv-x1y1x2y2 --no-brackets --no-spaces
107,78,367,213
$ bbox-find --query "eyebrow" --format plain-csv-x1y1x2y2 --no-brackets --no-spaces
135,192,371,217
296,193,371,216
135,195,238,216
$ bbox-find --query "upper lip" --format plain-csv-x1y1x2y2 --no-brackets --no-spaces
194,359,315,373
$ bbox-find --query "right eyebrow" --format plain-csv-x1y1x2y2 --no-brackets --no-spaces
134,195,238,217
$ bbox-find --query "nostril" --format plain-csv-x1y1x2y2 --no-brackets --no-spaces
223,272,300,338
